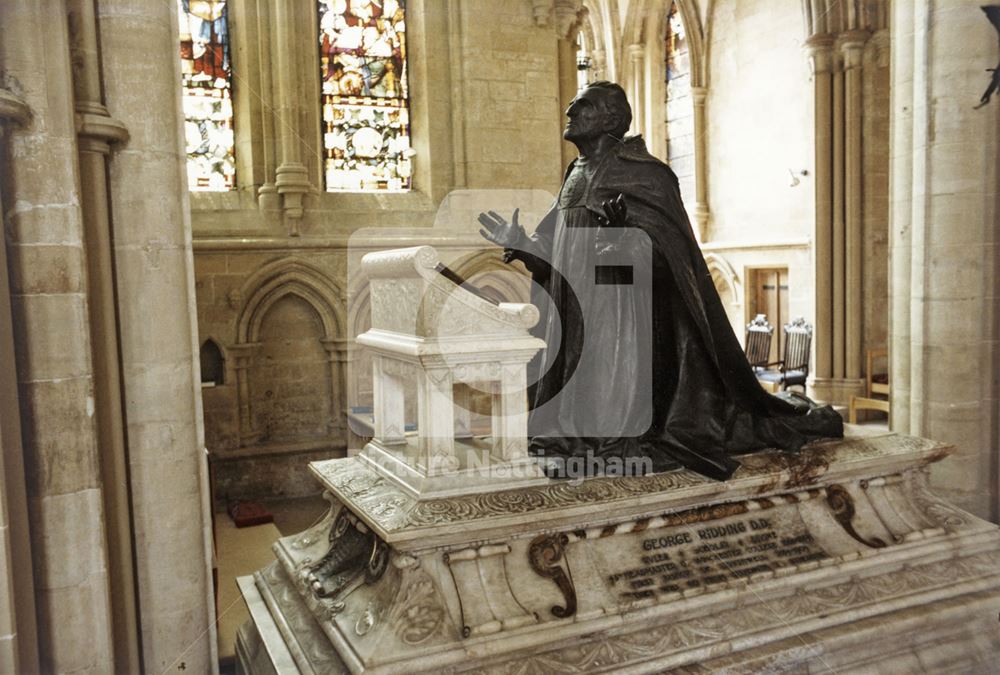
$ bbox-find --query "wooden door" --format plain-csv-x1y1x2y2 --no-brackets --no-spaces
750,268,789,364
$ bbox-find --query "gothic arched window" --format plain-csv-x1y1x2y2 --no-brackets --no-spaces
199,338,225,386
318,0,411,192
177,0,236,191
664,1,693,184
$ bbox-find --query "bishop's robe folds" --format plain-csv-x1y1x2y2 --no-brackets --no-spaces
509,136,843,481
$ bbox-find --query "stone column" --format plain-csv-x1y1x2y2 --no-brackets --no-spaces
627,44,645,137
591,48,607,81
832,58,845,380
691,86,710,240
0,0,116,671
97,0,217,670
841,32,868,381
889,0,914,434
889,0,1000,519
67,0,141,669
805,35,835,392
272,0,311,235
231,343,261,446
0,86,40,675
320,338,347,436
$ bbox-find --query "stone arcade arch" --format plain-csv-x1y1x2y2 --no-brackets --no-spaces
704,252,743,343
233,259,346,446
619,0,710,238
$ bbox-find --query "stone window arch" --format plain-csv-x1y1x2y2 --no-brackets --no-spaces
199,337,226,385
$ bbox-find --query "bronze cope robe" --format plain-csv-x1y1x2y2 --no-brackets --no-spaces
509,136,843,480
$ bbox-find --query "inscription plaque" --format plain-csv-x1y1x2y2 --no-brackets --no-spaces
600,511,829,601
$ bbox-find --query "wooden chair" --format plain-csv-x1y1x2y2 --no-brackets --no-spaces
849,348,890,423
755,317,812,392
744,314,774,371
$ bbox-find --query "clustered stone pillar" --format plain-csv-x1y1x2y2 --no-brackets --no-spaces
806,35,835,389
805,29,870,405
0,0,117,671
98,0,217,670
889,0,1000,520
67,0,141,668
0,84,40,675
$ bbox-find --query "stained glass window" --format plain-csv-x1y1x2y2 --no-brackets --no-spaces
318,0,411,192
178,0,236,191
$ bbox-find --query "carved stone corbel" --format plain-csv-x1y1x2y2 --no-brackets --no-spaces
0,88,31,132
530,0,585,40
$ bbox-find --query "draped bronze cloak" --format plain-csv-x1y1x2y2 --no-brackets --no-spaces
511,136,843,481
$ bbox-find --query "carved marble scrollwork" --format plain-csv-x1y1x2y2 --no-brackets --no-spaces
527,533,577,618
306,511,389,600
825,484,886,548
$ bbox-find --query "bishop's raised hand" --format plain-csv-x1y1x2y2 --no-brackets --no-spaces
478,208,527,249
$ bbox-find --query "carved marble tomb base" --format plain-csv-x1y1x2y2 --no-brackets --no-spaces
236,429,1000,674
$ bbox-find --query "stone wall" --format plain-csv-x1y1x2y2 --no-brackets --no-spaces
704,0,815,244
890,0,1000,520
190,0,572,502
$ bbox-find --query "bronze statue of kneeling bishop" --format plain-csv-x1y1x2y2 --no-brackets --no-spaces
479,81,843,481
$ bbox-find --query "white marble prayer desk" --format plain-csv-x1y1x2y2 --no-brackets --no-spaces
354,245,547,498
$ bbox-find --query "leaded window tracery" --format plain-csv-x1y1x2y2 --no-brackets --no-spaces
178,0,236,191
319,0,412,192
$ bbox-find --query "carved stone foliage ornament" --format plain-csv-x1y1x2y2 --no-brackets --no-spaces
387,571,447,645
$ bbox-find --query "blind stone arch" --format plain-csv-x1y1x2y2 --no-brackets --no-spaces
236,258,345,344
231,258,347,445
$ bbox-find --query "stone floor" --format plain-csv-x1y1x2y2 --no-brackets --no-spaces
216,494,328,672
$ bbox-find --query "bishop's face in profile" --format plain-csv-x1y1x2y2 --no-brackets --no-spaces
563,88,618,147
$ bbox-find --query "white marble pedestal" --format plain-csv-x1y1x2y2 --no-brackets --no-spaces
236,430,1000,673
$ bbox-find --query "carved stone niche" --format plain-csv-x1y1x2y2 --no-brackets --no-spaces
354,245,548,498
239,428,1000,673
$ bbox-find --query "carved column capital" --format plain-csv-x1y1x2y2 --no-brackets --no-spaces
838,30,869,69
553,0,584,40
691,86,708,105
804,34,837,73
531,0,553,27
320,337,351,362
229,342,261,368
627,43,645,61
